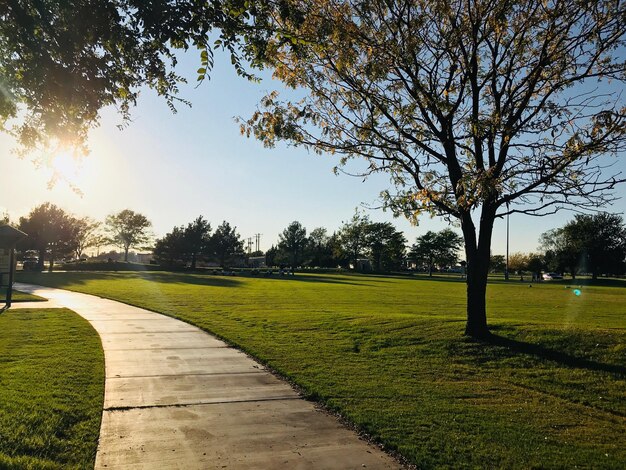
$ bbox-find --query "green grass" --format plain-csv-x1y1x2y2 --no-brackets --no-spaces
0,308,105,469
0,288,46,302
17,271,626,468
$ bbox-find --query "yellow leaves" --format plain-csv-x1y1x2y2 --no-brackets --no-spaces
239,124,251,138
413,189,432,203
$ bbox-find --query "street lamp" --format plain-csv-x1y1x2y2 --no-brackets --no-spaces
505,201,510,281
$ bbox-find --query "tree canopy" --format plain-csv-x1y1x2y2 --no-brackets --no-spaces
184,216,212,269
1,0,254,157
337,211,371,268
410,229,463,276
153,216,212,268
278,221,308,267
71,216,102,260
541,213,626,279
18,202,78,270
105,209,152,262
365,222,406,272
242,0,626,337
209,220,244,268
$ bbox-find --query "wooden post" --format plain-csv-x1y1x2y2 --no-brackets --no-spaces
0,226,28,308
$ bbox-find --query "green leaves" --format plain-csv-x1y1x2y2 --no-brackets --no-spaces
196,46,214,83
3,0,257,153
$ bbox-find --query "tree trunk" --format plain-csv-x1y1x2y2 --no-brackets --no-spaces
461,207,496,339
124,246,129,262
37,248,45,271
191,253,197,269
464,249,491,337
48,246,55,272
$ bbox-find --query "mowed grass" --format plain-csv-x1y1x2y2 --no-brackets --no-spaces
0,308,104,469
18,271,626,468
0,288,45,302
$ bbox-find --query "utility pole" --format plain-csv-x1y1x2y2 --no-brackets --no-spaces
505,202,510,281
255,233,261,253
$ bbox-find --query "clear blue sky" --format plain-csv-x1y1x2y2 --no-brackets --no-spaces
1,50,625,256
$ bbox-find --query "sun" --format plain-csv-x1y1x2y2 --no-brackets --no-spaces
49,151,85,192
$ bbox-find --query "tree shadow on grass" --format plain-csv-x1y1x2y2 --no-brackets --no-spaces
483,331,626,376
18,271,243,289
261,274,369,286
565,278,626,288
339,273,467,285
133,271,368,286
134,272,244,287
17,270,368,289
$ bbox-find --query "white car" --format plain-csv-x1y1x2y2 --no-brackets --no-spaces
542,272,563,280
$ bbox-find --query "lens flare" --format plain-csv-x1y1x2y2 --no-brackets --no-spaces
573,289,581,296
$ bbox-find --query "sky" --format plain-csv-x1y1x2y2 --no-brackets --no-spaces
1,50,625,256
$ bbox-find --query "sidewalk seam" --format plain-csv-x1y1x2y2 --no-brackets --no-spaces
104,396,300,412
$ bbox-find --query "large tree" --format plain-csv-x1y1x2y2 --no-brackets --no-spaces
541,213,626,279
153,226,186,268
243,0,626,337
18,203,78,271
72,216,102,260
105,209,152,262
337,211,371,269
365,222,406,272
184,216,212,269
507,252,530,275
410,229,463,276
540,228,582,278
208,221,244,268
278,221,308,268
153,216,212,268
307,227,337,268
1,1,254,157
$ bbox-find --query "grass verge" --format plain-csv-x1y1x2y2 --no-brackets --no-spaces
0,288,46,302
0,308,104,469
17,271,626,468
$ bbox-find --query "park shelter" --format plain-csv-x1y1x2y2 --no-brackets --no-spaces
0,225,27,307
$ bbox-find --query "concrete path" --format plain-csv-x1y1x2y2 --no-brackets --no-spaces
14,283,402,470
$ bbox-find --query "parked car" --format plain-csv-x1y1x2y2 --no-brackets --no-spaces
22,257,41,271
542,272,563,280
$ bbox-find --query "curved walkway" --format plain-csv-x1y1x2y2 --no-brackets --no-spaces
14,283,402,470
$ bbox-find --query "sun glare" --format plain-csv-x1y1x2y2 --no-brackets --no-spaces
49,152,84,190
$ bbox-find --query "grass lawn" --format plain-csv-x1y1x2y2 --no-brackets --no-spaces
18,271,626,468
0,288,46,303
0,308,104,469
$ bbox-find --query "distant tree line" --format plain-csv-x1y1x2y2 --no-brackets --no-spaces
541,214,626,279
11,202,625,278
265,213,407,272
489,213,626,279
260,213,463,274
13,203,152,271
153,211,466,273
153,217,245,269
